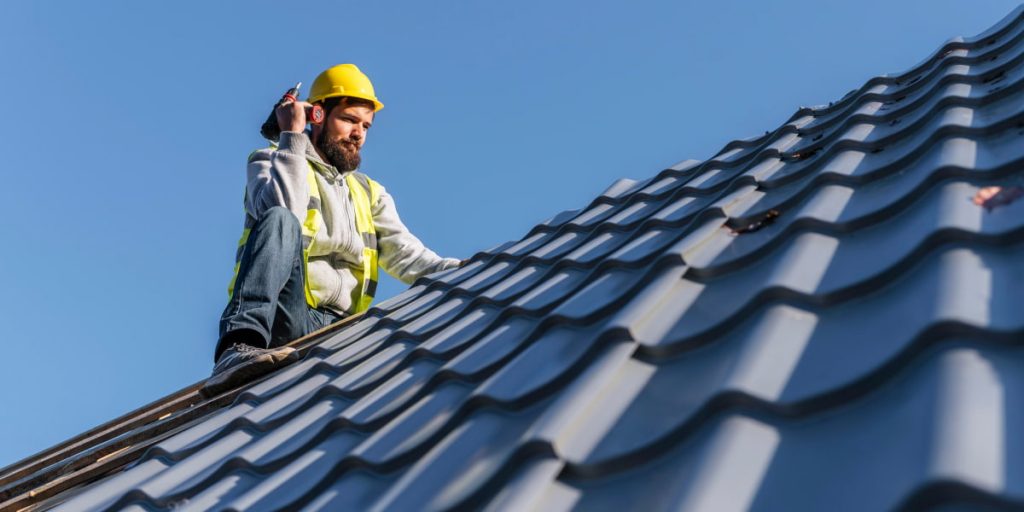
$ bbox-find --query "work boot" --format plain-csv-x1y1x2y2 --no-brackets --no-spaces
201,343,299,398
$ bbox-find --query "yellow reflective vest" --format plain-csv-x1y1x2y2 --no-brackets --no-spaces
228,161,381,314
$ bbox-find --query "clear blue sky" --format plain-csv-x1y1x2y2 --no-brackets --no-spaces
0,1,1018,468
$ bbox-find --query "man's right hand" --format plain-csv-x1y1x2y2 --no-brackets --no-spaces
276,100,312,134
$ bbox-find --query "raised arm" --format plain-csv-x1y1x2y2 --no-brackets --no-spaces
245,99,319,219
244,131,312,221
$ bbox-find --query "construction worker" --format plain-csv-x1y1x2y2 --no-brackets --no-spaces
203,64,461,396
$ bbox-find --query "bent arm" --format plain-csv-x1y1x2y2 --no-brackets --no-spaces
245,131,312,221
373,184,460,284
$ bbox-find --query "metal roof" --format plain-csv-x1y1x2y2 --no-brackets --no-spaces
6,5,1024,511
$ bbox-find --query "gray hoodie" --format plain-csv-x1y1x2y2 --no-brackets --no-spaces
244,131,460,315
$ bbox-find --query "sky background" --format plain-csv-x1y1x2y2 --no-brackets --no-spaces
0,0,1019,468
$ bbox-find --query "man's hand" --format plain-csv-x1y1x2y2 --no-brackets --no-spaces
276,100,312,134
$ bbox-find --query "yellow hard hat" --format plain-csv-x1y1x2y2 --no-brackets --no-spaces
307,64,384,111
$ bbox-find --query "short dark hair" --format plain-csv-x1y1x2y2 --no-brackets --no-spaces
320,96,376,118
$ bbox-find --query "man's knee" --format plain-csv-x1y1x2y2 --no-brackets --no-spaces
260,206,299,225
257,206,302,237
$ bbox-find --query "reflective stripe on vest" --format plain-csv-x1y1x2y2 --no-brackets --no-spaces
228,160,380,314
344,172,379,312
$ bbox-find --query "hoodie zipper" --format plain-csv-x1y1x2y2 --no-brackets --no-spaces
306,142,362,268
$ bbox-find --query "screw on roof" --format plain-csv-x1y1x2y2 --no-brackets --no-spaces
973,185,1024,211
784,148,820,162
730,209,781,235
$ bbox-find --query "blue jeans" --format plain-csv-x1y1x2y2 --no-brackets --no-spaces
216,206,345,361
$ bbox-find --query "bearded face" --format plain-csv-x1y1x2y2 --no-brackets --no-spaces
312,100,374,173
316,130,361,172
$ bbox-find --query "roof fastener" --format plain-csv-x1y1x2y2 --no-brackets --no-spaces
974,185,1024,211
731,209,781,235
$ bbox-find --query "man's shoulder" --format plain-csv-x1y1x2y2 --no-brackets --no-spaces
246,146,277,163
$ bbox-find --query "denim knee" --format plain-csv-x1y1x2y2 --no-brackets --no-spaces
260,205,299,224
258,206,302,236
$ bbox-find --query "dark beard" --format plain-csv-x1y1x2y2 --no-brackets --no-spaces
316,134,361,172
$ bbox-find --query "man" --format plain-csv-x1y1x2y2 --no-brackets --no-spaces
204,64,461,397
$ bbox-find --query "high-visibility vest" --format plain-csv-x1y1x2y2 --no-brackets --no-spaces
228,161,381,313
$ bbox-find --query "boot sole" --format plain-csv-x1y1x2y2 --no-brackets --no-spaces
201,348,299,398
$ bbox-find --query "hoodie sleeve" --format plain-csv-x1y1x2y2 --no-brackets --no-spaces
244,131,312,221
372,182,461,284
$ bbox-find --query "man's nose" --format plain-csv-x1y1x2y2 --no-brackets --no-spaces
350,124,364,141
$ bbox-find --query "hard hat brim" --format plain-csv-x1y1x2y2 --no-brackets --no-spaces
307,92,384,112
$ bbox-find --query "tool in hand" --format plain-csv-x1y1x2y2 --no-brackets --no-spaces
260,82,303,142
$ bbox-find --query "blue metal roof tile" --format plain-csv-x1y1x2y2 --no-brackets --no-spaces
355,383,470,465
341,360,434,426
508,267,589,311
477,264,547,302
561,230,629,264
398,296,472,336
549,267,645,321
605,227,679,264
443,316,537,377
537,208,583,229
454,259,515,292
493,230,550,257
526,231,588,260
418,304,502,355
